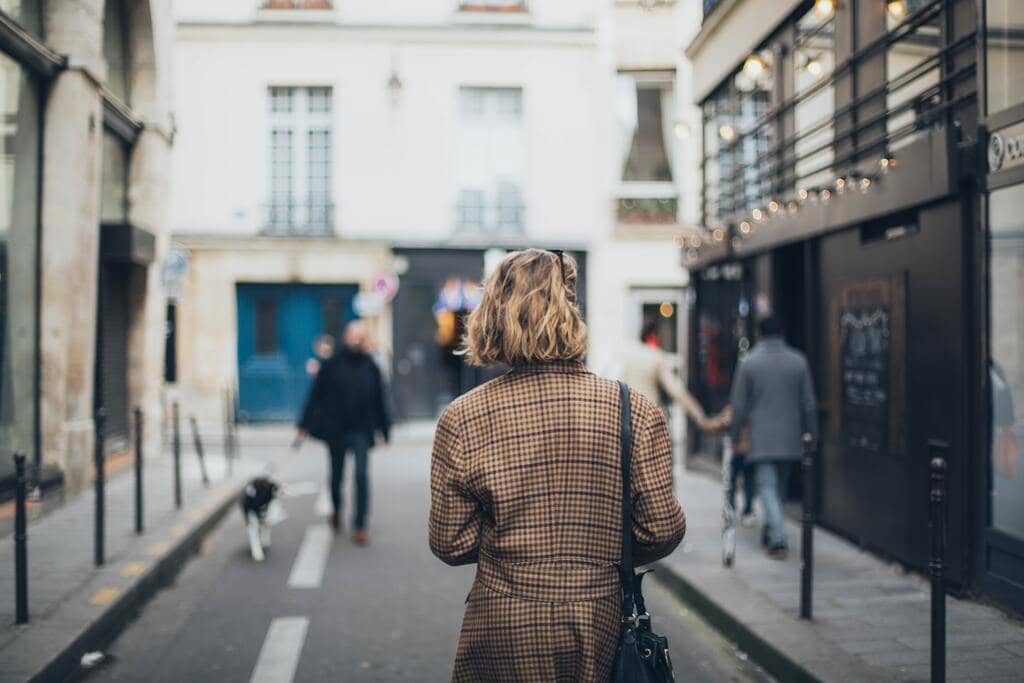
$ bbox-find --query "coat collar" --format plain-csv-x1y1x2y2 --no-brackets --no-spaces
510,359,587,375
757,336,786,351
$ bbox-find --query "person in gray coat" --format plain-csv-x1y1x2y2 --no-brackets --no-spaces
728,316,817,559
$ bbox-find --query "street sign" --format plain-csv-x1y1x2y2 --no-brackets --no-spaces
161,247,190,302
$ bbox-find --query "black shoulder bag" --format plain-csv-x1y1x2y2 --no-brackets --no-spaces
612,381,675,683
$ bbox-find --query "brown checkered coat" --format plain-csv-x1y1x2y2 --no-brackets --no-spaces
429,361,686,682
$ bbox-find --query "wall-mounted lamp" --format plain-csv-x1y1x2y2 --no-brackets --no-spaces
673,121,691,139
718,123,737,142
387,71,403,107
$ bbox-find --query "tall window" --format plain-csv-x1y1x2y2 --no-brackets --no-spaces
0,0,43,36
989,183,1024,542
103,0,130,105
616,72,678,224
267,86,333,234
886,1,941,151
986,0,1024,114
793,5,835,190
701,68,771,226
456,87,524,236
0,50,42,476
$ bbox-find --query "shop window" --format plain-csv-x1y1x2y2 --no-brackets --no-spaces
886,2,942,151
986,0,1024,115
266,87,334,234
103,0,131,105
793,5,835,190
641,302,679,354
989,183,1024,541
455,87,524,235
0,52,41,472
100,132,129,224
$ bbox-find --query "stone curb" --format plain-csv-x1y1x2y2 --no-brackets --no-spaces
652,560,898,683
24,480,244,683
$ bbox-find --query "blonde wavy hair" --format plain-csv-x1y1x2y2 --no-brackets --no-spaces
462,249,587,367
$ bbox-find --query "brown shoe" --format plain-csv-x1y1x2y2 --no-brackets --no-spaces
329,512,340,533
352,529,369,546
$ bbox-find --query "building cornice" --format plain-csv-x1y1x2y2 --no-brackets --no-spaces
684,0,740,60
174,20,596,47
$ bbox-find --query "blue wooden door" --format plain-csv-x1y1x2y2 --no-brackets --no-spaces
236,283,357,422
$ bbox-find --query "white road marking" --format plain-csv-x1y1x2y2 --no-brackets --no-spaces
314,486,332,517
249,617,309,683
287,526,332,589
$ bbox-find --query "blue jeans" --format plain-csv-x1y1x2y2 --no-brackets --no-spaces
328,432,372,530
755,461,792,549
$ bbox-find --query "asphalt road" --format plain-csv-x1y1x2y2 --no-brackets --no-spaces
80,426,772,683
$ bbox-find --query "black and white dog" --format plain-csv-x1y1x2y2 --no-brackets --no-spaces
240,477,279,562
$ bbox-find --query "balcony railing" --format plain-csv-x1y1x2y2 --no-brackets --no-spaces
700,0,976,231
261,0,332,9
264,198,334,236
455,201,525,235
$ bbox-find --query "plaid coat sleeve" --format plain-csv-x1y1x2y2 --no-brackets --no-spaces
429,402,483,566
631,397,686,565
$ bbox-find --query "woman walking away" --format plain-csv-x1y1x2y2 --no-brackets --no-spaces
429,249,686,682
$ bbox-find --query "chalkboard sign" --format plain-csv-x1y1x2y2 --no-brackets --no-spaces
840,306,890,454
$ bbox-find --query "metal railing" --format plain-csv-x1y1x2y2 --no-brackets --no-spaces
700,0,976,229
455,201,525,235
264,198,335,236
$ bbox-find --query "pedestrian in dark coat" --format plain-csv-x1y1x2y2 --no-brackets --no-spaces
299,320,390,544
429,249,686,682
728,315,817,558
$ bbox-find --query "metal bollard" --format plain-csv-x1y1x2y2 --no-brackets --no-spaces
134,406,144,534
223,390,233,478
13,452,28,624
172,402,182,509
190,416,210,487
94,407,106,566
928,442,948,683
800,433,815,621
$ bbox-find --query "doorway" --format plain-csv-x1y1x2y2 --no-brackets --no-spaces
236,283,357,422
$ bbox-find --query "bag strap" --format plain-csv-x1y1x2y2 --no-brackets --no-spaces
617,380,636,618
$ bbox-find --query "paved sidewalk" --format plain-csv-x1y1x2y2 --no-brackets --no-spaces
656,465,1024,683
0,436,265,683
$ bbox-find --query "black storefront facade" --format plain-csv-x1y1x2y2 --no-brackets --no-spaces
686,0,1024,615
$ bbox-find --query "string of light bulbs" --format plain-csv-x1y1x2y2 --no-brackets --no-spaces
681,153,898,264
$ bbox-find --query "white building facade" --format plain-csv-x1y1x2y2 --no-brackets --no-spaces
170,0,702,421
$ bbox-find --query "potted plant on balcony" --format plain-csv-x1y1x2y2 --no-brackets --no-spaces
303,0,332,8
460,2,526,12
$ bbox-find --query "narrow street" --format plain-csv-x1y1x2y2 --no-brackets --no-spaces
82,426,771,683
